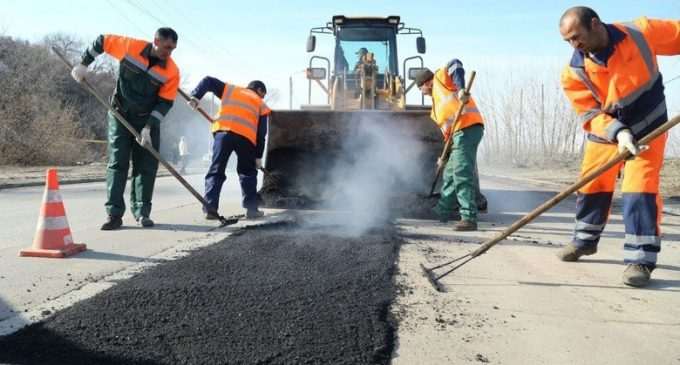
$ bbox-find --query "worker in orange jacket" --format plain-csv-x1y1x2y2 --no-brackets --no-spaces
71,28,180,230
557,6,680,287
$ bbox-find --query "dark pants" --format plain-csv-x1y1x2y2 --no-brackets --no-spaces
436,124,484,222
105,111,159,219
204,132,258,212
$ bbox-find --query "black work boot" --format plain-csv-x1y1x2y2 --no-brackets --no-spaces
477,198,488,214
101,215,123,231
246,209,265,219
453,220,477,231
205,211,220,220
432,206,461,223
137,216,154,228
556,243,597,262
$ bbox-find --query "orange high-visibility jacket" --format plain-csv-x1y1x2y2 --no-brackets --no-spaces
431,68,483,138
561,17,680,142
213,84,271,145
82,34,180,127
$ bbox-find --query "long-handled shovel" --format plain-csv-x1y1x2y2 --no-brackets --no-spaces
428,71,477,197
421,114,680,292
53,47,238,227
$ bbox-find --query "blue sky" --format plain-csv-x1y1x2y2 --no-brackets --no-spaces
2,0,679,110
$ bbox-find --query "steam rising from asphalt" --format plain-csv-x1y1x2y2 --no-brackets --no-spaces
321,113,427,235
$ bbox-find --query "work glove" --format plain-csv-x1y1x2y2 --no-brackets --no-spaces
436,157,445,170
255,158,263,169
457,89,470,104
137,125,152,147
616,129,641,156
71,64,89,83
188,97,199,110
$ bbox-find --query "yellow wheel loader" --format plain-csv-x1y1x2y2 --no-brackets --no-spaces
260,15,442,210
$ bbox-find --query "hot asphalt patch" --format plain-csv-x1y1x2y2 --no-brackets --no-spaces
0,221,400,365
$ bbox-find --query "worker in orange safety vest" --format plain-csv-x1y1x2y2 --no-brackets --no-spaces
188,78,271,220
557,6,680,287
416,60,485,231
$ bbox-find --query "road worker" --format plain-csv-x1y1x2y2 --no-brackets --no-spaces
71,28,180,230
188,78,270,219
557,6,680,286
415,60,485,231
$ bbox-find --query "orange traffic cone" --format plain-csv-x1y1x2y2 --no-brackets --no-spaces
19,168,87,258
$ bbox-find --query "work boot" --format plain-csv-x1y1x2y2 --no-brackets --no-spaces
205,211,220,220
137,216,154,228
477,199,488,214
622,264,654,287
453,220,477,231
246,209,265,219
101,215,123,231
556,243,597,262
432,207,461,223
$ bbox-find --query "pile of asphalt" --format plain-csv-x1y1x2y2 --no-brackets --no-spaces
0,221,400,365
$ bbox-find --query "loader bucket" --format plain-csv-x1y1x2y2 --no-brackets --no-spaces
259,110,443,210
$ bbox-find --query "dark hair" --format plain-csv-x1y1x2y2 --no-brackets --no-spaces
561,6,600,30
247,80,267,95
155,27,178,43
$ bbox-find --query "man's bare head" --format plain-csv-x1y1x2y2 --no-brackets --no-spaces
152,27,178,60
559,6,608,54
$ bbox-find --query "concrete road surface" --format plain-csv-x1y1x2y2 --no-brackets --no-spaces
393,175,680,365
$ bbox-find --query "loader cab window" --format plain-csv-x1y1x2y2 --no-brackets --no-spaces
335,26,398,77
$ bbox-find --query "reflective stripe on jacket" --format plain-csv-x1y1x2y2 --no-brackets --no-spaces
561,17,680,142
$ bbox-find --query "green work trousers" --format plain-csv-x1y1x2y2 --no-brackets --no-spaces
105,110,160,219
435,124,484,222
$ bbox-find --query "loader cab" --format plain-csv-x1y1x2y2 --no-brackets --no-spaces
334,23,397,90
305,15,427,110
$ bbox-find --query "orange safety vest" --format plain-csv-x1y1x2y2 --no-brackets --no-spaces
430,68,483,138
212,84,271,145
102,34,179,101
561,17,680,141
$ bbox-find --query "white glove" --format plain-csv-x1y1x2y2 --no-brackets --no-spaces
188,97,199,110
71,64,89,83
436,157,444,170
616,129,640,156
255,158,262,169
457,89,470,104
137,125,152,147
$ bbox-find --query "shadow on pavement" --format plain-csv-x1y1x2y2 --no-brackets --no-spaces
517,279,680,292
584,258,680,273
0,326,164,365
